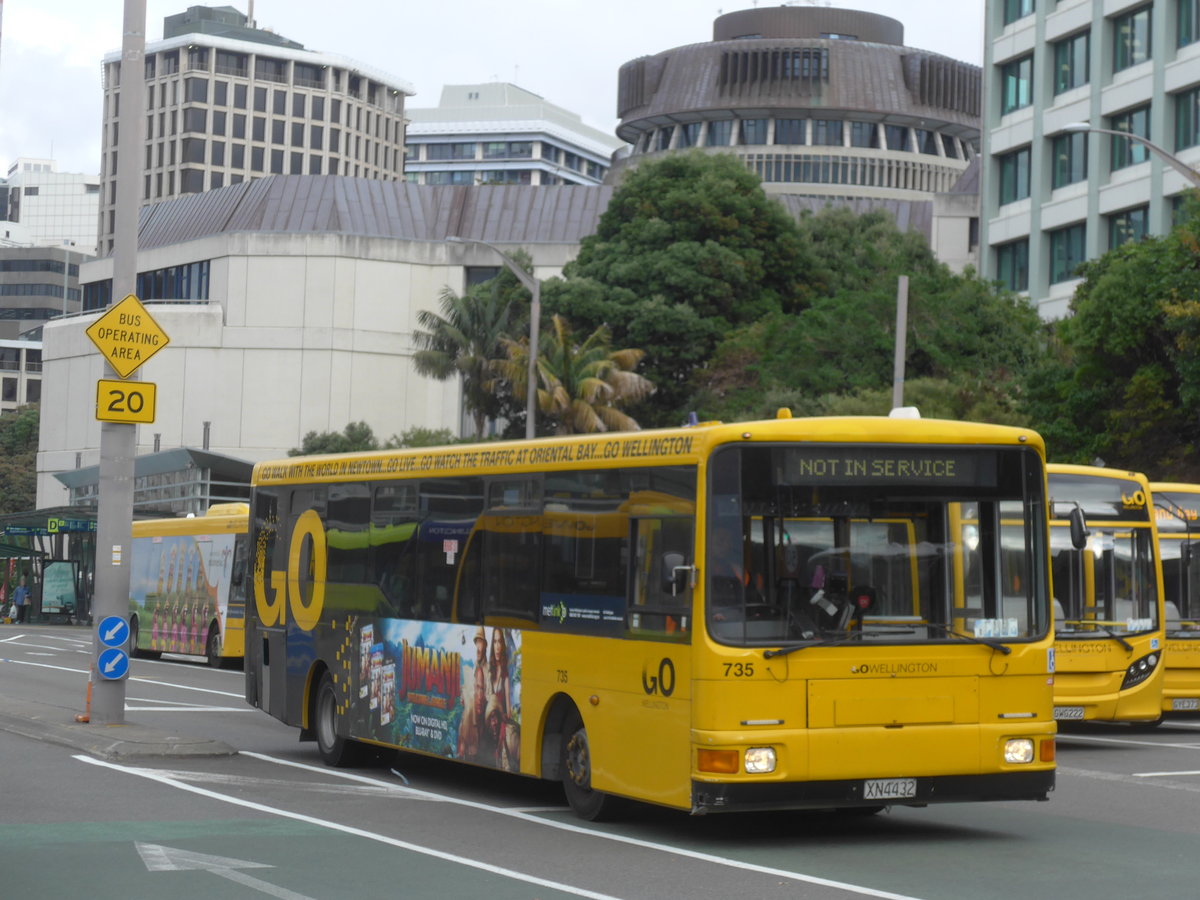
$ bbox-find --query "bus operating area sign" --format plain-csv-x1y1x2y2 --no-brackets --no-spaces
85,294,169,378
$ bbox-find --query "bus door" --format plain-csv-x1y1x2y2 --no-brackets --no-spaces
619,514,693,806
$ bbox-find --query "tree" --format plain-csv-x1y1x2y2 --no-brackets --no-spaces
1020,198,1200,478
289,421,380,456
412,267,526,439
495,314,654,434
691,206,1047,424
546,152,809,425
0,405,39,514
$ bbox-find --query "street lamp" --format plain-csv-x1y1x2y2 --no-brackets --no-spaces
446,236,541,439
1060,122,1200,187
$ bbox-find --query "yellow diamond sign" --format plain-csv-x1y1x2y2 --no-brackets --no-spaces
85,294,170,379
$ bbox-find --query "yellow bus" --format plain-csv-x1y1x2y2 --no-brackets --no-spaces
245,412,1056,818
128,502,250,667
1150,482,1200,714
1047,465,1165,723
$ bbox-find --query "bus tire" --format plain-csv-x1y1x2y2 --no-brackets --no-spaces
205,624,223,669
315,671,365,767
560,709,619,821
128,615,161,660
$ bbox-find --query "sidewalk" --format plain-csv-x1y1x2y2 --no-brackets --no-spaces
0,695,236,761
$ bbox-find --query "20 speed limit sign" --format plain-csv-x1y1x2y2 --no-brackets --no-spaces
96,379,156,424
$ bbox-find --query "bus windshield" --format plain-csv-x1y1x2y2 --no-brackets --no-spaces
1050,526,1160,637
706,443,1048,647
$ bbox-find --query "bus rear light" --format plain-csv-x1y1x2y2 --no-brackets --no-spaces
744,747,777,774
1039,739,1056,763
1003,739,1034,764
697,749,739,774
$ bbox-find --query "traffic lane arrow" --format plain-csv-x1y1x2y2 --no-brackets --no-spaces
135,843,316,900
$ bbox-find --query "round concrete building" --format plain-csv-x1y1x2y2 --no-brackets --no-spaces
613,6,980,202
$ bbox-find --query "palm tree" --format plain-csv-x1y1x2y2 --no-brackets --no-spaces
412,283,515,439
498,314,654,434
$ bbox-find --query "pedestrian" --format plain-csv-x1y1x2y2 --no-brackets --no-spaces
13,574,30,624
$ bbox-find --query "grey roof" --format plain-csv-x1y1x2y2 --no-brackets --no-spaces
946,157,981,195
54,447,253,490
136,176,617,250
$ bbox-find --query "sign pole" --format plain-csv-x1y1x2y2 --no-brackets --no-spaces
91,0,147,725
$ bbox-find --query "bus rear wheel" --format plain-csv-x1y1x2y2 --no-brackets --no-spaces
315,671,365,767
560,709,619,821
205,625,223,668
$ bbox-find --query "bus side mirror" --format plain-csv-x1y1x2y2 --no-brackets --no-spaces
661,552,688,595
1069,507,1089,550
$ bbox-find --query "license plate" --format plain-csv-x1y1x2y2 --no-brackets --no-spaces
1054,706,1086,720
864,778,917,800
1172,698,1200,711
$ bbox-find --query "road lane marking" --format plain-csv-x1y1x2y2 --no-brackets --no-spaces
1132,769,1200,777
0,657,243,698
1056,733,1200,750
136,842,316,900
76,755,626,900
242,752,926,900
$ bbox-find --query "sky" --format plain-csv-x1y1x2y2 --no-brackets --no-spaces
0,0,984,176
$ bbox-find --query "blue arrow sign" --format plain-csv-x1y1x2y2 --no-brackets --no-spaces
98,615,129,649
98,647,130,680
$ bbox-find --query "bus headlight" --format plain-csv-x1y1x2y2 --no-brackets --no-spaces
745,747,776,774
1121,652,1160,689
1004,739,1034,764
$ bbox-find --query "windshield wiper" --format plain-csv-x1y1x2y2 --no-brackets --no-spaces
763,633,864,659
923,622,1012,655
1057,623,1133,652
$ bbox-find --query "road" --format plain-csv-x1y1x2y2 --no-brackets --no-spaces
2,623,1198,899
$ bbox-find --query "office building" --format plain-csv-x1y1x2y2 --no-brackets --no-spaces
981,0,1200,319
97,4,413,255
613,7,981,205
0,337,42,412
2,159,99,255
0,245,87,339
405,83,622,186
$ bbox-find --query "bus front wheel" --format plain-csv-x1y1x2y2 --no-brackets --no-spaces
315,672,365,767
128,616,161,660
205,625,223,669
560,709,619,821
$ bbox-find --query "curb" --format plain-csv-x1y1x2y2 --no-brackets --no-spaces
0,699,236,760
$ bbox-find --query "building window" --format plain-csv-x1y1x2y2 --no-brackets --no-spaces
270,149,284,174
1176,85,1200,150
995,239,1029,291
1054,32,1089,94
251,147,264,172
998,146,1031,204
884,125,910,151
180,168,205,194
181,138,206,163
2,378,15,402
272,119,286,143
1003,0,1034,26
1181,0,1200,47
915,129,939,155
1113,6,1152,72
273,90,287,115
1109,105,1151,170
182,108,207,133
184,77,208,102
1000,55,1033,114
849,122,879,148
677,123,701,148
1051,131,1088,187
1049,222,1087,283
234,83,247,109
774,118,806,145
706,121,732,146
812,119,843,146
740,118,768,145
253,86,267,112
213,110,226,136
292,93,306,117
1109,206,1149,246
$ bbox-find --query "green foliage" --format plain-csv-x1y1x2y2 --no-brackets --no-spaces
1020,198,1200,478
691,206,1046,427
0,405,39,514
495,314,654,434
289,421,380,456
383,426,460,449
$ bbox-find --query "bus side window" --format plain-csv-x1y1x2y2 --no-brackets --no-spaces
629,517,693,640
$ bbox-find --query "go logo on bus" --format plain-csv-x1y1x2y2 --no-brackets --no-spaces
1121,489,1147,509
254,509,326,631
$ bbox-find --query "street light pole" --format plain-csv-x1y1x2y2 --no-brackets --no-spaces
446,236,541,440
1061,122,1200,186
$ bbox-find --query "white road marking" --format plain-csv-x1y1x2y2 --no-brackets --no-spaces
0,657,243,697
75,755,627,900
1056,733,1200,750
1132,769,1200,778
242,752,926,900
